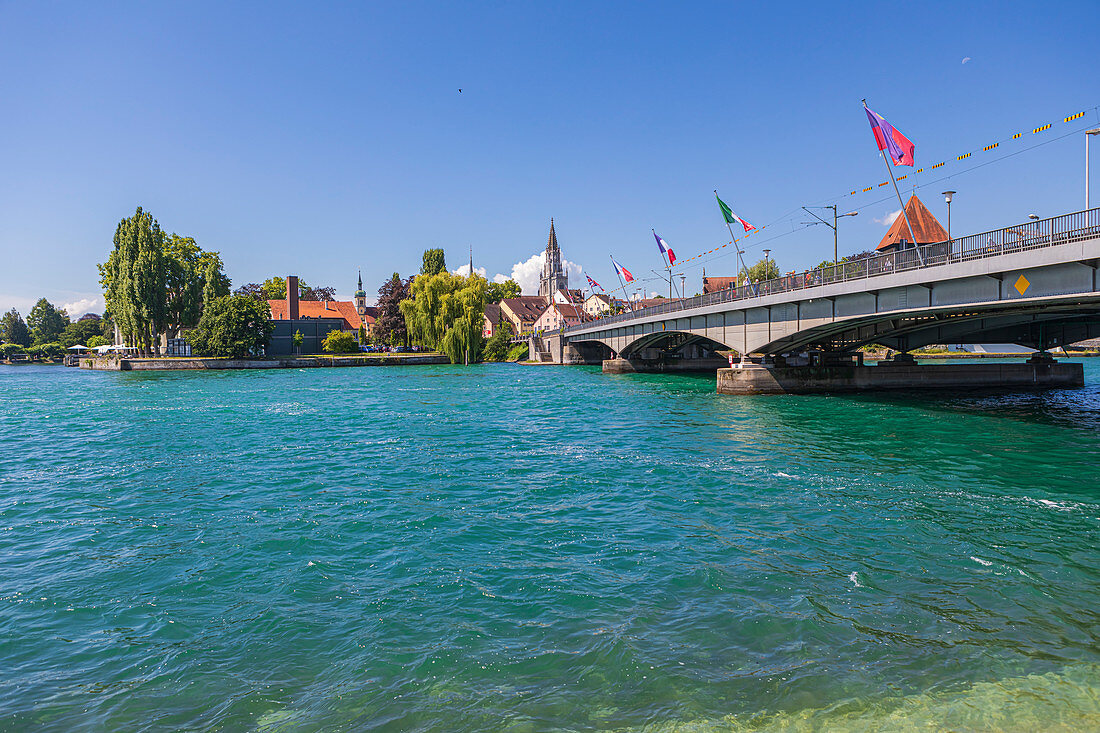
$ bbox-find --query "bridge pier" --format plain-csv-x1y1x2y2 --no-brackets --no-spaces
716,358,1083,395
603,356,730,374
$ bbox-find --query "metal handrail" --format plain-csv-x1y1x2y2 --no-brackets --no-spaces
565,208,1100,334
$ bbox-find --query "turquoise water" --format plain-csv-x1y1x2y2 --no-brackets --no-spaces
2,362,1100,731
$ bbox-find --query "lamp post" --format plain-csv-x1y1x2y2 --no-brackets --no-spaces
1087,128,1100,209
680,275,686,299
803,205,858,265
941,191,955,240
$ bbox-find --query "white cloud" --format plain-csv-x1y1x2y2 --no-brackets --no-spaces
507,252,585,295
564,258,582,281
961,56,971,64
61,296,101,317
874,209,902,226
492,273,509,284
509,252,545,294
0,294,36,315
451,264,488,278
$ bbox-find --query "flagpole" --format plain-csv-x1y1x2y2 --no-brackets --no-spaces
863,99,923,266
717,190,754,294
610,255,636,313
654,229,686,299
653,229,676,299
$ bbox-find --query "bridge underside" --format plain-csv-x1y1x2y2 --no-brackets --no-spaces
563,294,1100,363
766,298,1100,354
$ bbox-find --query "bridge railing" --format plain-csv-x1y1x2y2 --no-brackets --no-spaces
566,207,1100,333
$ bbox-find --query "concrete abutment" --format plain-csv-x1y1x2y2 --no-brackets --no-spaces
716,360,1084,395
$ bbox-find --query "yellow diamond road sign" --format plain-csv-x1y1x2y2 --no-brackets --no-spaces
1014,274,1030,295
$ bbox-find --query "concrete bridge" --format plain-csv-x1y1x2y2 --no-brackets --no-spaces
543,208,1100,392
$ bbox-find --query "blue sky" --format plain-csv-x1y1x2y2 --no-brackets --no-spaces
1,1,1097,314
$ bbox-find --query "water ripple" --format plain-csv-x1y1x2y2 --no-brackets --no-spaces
1,362,1099,730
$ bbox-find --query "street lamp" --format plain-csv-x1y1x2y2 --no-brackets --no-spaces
942,191,956,239
1087,128,1100,209
803,205,858,265
762,249,771,280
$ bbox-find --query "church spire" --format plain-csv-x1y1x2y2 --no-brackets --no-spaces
539,218,568,300
357,269,363,291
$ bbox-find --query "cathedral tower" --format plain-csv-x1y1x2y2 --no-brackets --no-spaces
538,219,569,300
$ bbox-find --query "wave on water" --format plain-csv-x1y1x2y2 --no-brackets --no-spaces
630,664,1100,732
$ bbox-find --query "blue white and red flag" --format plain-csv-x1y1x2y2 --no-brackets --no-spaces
611,258,635,283
654,231,676,265
585,274,604,291
864,104,915,166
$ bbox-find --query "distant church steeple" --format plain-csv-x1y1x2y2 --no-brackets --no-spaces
539,218,568,300
354,269,367,315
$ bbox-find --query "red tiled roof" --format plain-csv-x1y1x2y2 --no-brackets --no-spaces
877,195,949,251
500,296,548,323
556,288,584,302
702,276,738,293
483,303,502,324
550,303,583,318
632,297,671,309
268,299,374,330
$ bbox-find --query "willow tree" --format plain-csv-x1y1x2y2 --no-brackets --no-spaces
101,207,167,355
399,271,487,364
440,278,488,364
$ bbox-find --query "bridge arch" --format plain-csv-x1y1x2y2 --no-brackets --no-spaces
618,330,732,359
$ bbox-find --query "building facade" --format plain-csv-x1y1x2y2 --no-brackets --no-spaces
533,302,584,332
267,274,377,355
584,293,612,317
499,296,547,335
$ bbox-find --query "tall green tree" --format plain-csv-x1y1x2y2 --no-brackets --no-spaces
247,276,334,302
201,258,228,311
299,282,336,301
100,207,167,355
261,276,287,300
58,317,107,348
375,273,410,347
233,282,267,301
400,271,487,363
486,279,521,303
162,234,230,339
0,308,31,346
185,295,274,358
421,248,446,276
743,257,781,284
27,298,69,344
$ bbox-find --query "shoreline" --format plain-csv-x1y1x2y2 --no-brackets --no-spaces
78,353,450,371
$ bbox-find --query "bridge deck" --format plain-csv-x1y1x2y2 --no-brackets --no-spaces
556,208,1100,359
566,208,1100,337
